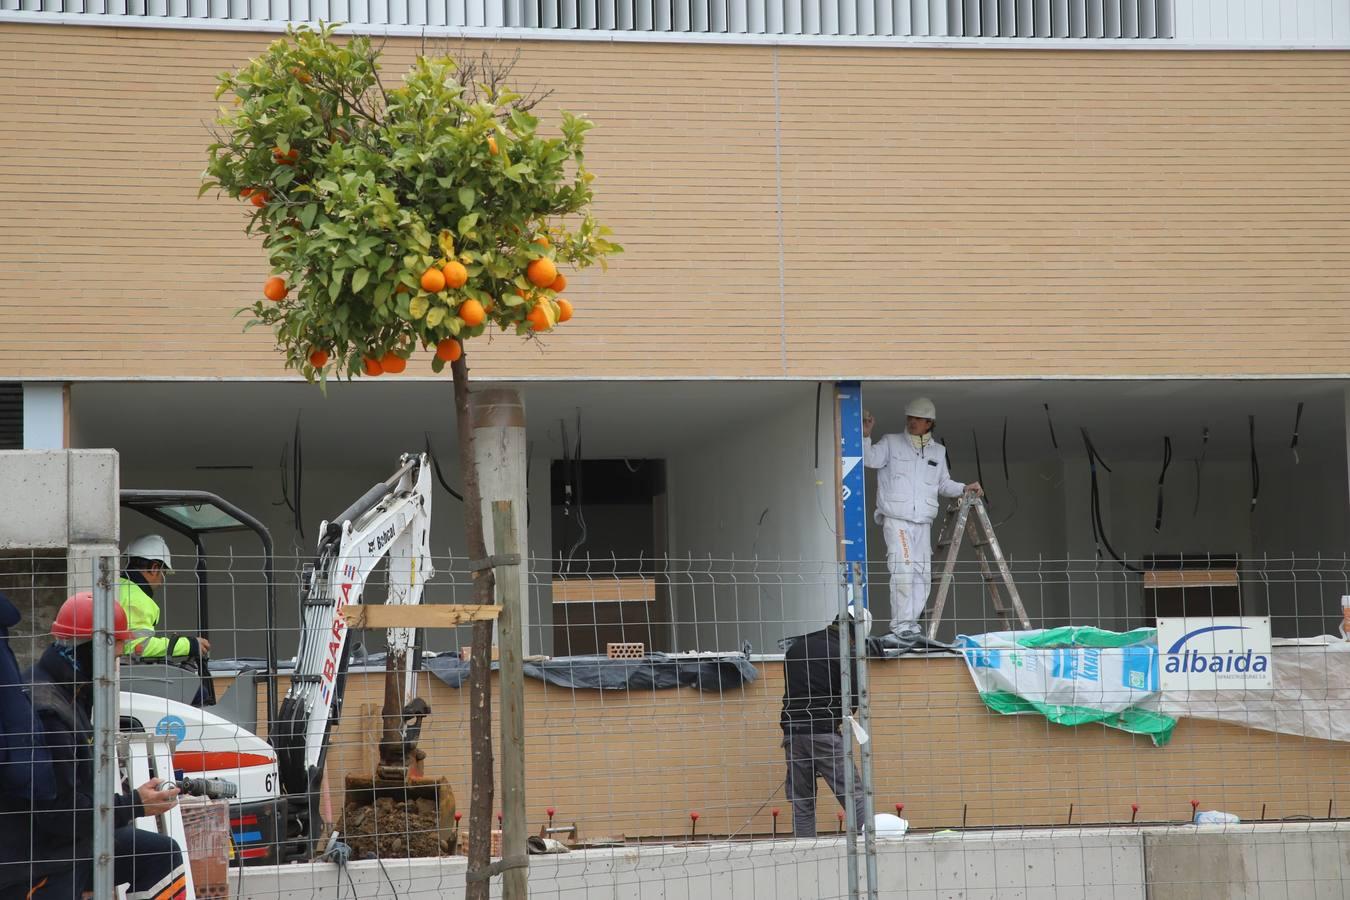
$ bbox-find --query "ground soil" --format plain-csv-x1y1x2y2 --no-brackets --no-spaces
341,795,453,858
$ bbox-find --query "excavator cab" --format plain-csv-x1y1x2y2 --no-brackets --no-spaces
118,490,278,737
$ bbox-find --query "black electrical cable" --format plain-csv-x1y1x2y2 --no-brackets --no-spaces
1081,428,1141,573
1153,436,1172,534
1001,417,1010,484
1192,426,1209,517
972,429,989,510
422,433,465,501
991,417,1019,528
275,441,295,517
1290,401,1305,464
1249,415,1260,511
814,383,822,470
293,414,304,540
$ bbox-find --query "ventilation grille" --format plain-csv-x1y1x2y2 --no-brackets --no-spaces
511,0,1174,36
0,0,1175,38
0,384,21,451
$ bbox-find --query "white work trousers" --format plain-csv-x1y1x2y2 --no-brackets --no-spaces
882,516,932,634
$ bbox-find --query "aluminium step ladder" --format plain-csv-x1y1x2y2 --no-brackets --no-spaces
927,493,1031,640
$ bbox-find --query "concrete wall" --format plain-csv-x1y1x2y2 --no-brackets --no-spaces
229,823,1350,900
230,828,1148,900
665,388,837,652
0,449,119,666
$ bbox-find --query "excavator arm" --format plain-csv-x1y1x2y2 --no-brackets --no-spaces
272,453,435,842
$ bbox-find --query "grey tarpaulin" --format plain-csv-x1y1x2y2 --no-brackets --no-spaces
424,652,759,692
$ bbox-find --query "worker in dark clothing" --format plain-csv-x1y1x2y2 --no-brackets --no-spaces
0,592,186,900
779,603,869,838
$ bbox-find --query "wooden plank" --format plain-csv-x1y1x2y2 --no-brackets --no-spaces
1142,569,1239,589
341,604,500,629
552,577,656,604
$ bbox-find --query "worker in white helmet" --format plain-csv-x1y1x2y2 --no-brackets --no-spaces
863,399,981,647
119,534,210,663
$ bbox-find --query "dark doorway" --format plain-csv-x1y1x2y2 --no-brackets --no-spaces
550,459,669,656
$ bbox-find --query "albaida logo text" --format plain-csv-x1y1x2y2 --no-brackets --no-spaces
1164,624,1270,677
1164,649,1268,675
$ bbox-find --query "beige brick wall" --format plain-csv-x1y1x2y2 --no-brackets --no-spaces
261,659,1350,839
3,25,1349,379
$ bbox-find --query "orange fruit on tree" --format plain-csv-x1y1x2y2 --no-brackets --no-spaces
272,147,299,164
380,352,407,374
308,349,329,368
442,260,468,289
556,298,573,322
290,66,313,84
239,187,254,200
420,267,447,293
527,305,551,332
250,191,269,208
435,338,463,362
263,276,288,302
549,273,567,292
526,257,557,288
458,299,486,327
363,357,384,376
487,135,499,156
514,287,531,299
532,234,550,247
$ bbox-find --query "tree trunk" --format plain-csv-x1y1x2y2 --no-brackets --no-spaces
453,353,496,900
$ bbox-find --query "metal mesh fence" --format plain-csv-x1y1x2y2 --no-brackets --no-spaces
1,549,1349,897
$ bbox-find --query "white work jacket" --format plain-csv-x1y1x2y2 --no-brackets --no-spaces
864,434,965,525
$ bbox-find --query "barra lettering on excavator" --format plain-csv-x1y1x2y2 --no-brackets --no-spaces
321,582,352,702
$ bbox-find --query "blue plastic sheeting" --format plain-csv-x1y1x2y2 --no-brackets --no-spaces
424,653,760,693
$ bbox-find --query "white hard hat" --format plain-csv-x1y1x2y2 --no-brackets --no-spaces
905,397,937,420
125,534,173,572
874,813,909,837
844,602,874,634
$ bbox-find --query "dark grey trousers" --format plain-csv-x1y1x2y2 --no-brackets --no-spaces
783,730,865,838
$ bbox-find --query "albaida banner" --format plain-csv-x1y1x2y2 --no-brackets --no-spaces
956,627,1176,746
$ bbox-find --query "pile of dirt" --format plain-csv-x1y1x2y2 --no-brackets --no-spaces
341,796,453,858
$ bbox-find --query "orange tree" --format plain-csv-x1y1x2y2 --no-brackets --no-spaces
203,25,618,898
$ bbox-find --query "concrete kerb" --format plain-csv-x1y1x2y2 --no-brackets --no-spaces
228,826,1153,900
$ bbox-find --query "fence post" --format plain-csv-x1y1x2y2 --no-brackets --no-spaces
833,385,861,900
493,500,529,899
91,554,118,900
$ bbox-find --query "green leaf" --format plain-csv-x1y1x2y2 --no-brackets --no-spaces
446,317,462,336
502,292,526,308
300,203,319,229
431,355,446,373
409,295,429,320
457,212,479,235
426,307,446,328
352,268,370,292
317,179,340,193
437,229,455,259
458,186,475,210
328,270,344,301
